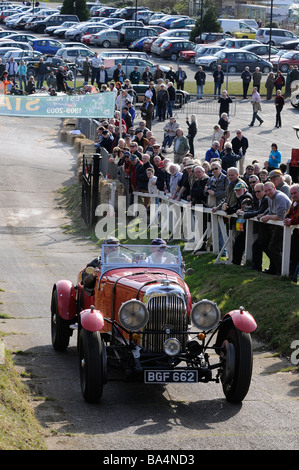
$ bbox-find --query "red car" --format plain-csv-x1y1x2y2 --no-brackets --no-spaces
81,34,92,45
179,49,197,63
51,242,257,404
271,51,299,72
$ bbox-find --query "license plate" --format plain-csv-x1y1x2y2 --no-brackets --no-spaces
144,370,198,383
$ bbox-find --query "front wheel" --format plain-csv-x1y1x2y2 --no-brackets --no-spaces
229,66,237,74
170,53,177,61
189,57,195,64
220,326,253,403
280,64,289,73
102,40,111,48
51,290,71,351
210,62,217,71
79,329,106,403
262,66,271,74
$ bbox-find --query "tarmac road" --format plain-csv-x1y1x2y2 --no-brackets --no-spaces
0,114,298,452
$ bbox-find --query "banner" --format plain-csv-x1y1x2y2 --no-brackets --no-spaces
0,92,116,118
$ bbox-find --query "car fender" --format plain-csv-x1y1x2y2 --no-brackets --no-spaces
224,307,257,333
53,280,77,321
80,305,105,332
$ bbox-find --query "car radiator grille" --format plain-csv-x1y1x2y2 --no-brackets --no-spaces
142,295,188,353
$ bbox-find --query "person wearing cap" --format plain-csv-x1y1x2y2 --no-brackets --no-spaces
156,83,169,122
129,66,140,84
94,129,113,153
133,128,149,151
81,237,120,288
256,181,291,275
156,160,170,192
162,117,180,152
212,167,245,213
267,143,282,172
140,96,154,130
172,158,195,201
146,239,168,264
268,169,290,198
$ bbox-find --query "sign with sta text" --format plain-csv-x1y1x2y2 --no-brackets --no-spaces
0,92,116,118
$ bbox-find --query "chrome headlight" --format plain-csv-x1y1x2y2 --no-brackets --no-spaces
191,300,221,331
118,300,149,331
163,338,181,356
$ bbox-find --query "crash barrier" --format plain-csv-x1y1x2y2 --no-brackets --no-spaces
177,94,237,116
131,190,298,278
77,117,100,142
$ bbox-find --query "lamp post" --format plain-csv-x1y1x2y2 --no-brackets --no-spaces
268,0,273,62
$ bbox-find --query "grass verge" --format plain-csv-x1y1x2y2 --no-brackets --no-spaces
0,350,47,450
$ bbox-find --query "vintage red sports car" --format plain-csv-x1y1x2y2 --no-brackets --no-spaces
51,243,257,404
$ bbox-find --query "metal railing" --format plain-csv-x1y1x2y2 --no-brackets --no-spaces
131,190,298,278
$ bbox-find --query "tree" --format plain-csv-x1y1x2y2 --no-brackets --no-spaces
60,0,90,22
190,0,221,42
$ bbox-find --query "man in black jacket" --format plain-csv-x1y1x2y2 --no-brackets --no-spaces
213,65,224,96
194,65,206,99
241,66,252,99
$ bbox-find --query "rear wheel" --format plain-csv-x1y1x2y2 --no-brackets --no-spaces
229,65,237,74
189,57,195,64
210,61,217,71
170,53,177,61
220,326,253,403
79,329,106,403
262,66,271,73
280,64,289,73
51,290,71,351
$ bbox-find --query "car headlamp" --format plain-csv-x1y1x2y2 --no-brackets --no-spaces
118,300,149,331
191,300,221,331
163,338,181,356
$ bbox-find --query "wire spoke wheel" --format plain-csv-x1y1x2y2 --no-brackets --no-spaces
79,329,106,403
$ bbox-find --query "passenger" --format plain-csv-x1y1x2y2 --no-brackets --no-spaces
146,239,168,264
82,237,120,288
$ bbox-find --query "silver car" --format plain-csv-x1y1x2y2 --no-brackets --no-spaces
101,56,169,80
255,28,298,46
90,29,121,48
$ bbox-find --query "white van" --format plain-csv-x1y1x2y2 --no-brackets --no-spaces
218,19,256,35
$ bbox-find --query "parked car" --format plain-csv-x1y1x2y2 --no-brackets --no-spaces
195,32,230,44
99,51,147,59
271,51,299,72
4,33,37,43
55,47,95,62
242,43,280,58
277,38,299,50
255,28,298,46
142,36,160,53
109,20,140,31
151,25,167,35
0,40,32,51
89,29,121,48
0,30,16,39
159,39,196,60
132,10,153,24
65,22,96,41
0,46,22,60
200,48,273,73
45,21,79,36
118,6,150,20
218,19,257,37
31,38,62,55
169,17,195,29
159,15,188,28
240,18,259,29
151,36,174,55
120,26,158,47
100,56,169,80
222,38,261,48
160,29,191,39
128,36,150,52
180,44,223,64
32,14,79,34
3,49,43,62
51,243,257,404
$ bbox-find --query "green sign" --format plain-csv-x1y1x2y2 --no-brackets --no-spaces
0,93,116,118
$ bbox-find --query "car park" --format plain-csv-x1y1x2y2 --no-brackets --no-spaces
242,43,280,58
181,44,223,64
255,28,298,46
271,51,299,72
222,38,261,48
205,48,273,73
89,29,121,48
159,39,196,60
51,243,257,404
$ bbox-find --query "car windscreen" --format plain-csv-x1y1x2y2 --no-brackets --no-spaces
101,244,182,272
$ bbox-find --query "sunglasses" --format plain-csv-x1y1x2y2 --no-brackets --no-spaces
211,168,218,171
255,190,262,193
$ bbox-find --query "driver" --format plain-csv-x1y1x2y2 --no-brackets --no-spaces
81,236,120,288
146,238,168,264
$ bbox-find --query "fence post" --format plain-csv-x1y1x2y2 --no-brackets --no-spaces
91,154,100,226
